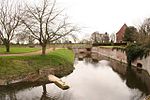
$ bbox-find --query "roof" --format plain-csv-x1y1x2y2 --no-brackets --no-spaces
116,24,127,35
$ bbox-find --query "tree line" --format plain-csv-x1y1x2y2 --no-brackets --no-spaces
0,0,78,55
115,18,150,67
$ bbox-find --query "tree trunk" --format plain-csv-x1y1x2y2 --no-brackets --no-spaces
127,59,132,69
42,84,47,95
5,43,10,52
42,44,46,55
40,84,47,100
3,38,10,52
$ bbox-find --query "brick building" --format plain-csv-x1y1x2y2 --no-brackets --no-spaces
116,24,127,43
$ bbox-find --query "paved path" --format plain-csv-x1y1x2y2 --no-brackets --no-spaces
0,48,57,56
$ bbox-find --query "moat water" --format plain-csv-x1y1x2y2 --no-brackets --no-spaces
0,53,149,100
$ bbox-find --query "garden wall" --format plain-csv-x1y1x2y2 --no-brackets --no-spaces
92,47,150,75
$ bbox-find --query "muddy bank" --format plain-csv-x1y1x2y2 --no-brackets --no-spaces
0,65,74,92
0,49,74,88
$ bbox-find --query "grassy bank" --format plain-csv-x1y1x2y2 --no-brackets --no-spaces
0,45,40,54
0,49,74,80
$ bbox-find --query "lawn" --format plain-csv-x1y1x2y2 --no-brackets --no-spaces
0,45,41,54
0,49,74,79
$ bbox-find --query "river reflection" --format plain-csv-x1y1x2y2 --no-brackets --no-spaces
0,57,148,100
43,59,145,100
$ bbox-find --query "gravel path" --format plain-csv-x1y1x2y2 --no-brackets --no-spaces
0,48,56,56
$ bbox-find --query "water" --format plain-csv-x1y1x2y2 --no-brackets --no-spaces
0,55,149,100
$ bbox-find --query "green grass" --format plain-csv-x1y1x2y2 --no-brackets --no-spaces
0,45,41,54
0,49,74,79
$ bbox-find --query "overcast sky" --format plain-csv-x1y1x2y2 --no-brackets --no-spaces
56,0,150,39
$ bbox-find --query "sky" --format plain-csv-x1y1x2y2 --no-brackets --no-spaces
56,0,150,39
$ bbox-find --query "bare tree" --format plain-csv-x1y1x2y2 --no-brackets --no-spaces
59,34,79,43
109,33,116,43
22,0,78,55
0,0,22,52
0,39,2,44
90,31,100,44
140,18,150,35
15,33,29,44
135,18,150,45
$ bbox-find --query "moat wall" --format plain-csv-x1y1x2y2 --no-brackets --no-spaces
92,47,150,75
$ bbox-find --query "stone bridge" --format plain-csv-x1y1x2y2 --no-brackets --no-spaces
48,43,91,48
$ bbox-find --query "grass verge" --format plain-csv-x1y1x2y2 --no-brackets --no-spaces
0,45,40,54
0,49,74,79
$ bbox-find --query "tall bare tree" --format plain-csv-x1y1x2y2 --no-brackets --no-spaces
109,33,116,43
22,0,78,55
15,33,29,44
0,0,22,52
140,18,150,35
133,18,150,46
90,31,100,44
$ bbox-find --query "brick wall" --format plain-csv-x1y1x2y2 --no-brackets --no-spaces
92,47,150,75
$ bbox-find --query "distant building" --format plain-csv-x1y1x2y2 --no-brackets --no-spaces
103,32,109,43
91,31,109,43
116,24,127,43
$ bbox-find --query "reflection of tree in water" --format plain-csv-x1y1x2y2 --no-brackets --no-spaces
126,68,148,95
8,91,17,100
0,93,6,100
84,52,100,64
84,56,92,63
0,84,58,100
40,84,48,100
40,84,74,100
40,84,59,100
0,90,17,100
